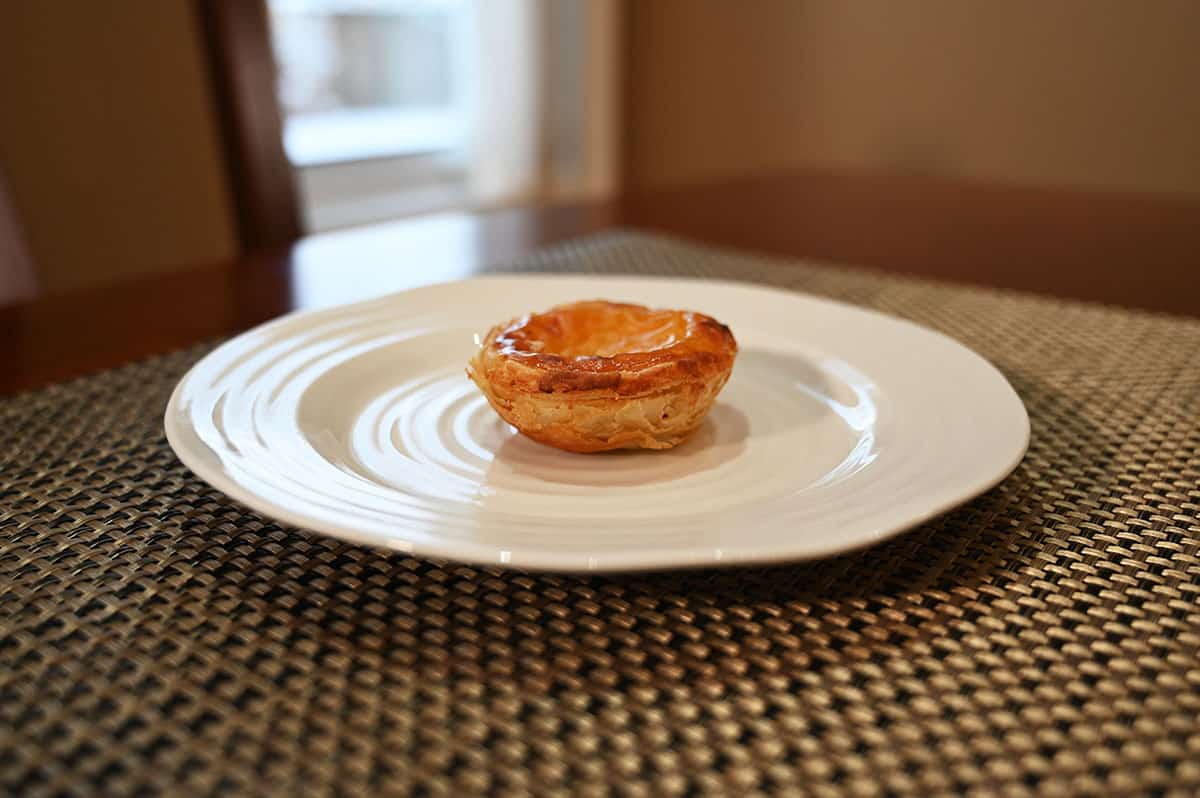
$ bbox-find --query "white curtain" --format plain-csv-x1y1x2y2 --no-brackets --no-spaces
467,0,621,208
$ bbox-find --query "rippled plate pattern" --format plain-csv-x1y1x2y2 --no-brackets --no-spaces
165,275,1029,570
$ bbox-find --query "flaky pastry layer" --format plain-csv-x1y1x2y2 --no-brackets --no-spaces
467,301,737,452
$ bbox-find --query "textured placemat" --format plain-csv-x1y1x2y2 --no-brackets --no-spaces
2,232,1199,797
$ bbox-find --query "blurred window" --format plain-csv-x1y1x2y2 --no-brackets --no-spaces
266,0,617,232
268,0,469,167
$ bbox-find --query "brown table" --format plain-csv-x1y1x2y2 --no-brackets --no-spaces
3,205,1199,795
4,171,1198,395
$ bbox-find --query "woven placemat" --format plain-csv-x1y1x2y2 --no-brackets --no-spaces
3,232,1199,797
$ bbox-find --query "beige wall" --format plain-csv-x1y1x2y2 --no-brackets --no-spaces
626,0,1200,196
0,2,238,293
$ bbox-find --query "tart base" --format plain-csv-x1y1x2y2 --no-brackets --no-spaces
468,365,732,453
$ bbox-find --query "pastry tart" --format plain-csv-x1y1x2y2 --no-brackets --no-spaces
468,300,737,452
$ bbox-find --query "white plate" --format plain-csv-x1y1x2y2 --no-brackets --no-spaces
165,275,1029,572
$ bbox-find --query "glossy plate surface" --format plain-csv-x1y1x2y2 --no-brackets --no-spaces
165,276,1029,571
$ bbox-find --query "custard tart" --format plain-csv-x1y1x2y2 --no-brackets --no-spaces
468,300,737,452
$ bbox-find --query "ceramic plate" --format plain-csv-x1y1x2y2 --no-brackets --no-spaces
165,275,1029,571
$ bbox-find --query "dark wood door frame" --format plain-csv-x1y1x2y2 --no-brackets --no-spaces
195,0,302,253
0,165,38,305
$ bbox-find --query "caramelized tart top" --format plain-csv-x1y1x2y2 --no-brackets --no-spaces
475,300,737,396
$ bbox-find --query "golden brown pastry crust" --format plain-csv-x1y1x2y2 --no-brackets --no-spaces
467,301,737,452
